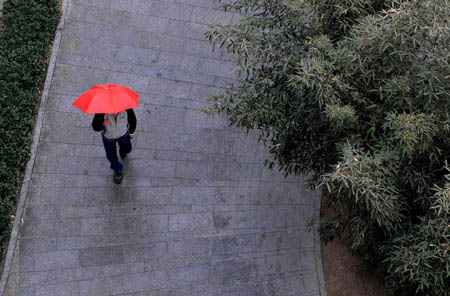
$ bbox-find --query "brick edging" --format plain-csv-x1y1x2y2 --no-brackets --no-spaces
314,193,328,296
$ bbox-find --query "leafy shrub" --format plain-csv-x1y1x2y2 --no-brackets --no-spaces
206,0,450,294
0,0,59,257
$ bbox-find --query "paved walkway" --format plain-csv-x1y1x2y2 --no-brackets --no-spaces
0,0,5,18
4,0,325,295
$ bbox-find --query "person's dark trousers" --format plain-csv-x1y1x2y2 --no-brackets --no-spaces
102,133,132,174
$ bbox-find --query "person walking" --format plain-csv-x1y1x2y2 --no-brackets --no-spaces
91,109,137,184
72,83,140,184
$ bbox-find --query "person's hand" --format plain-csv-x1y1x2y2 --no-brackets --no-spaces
103,118,110,126
129,134,135,139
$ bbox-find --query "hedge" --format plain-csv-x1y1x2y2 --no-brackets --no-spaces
0,0,60,259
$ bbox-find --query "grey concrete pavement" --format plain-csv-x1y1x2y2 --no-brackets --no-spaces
3,0,325,295
0,0,4,19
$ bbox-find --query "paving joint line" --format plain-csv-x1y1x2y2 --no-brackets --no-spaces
63,17,226,44
52,63,227,87
72,1,229,17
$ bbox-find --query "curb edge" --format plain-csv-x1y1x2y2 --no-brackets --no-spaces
314,191,328,296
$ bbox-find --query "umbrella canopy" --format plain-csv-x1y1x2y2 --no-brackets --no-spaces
72,84,139,114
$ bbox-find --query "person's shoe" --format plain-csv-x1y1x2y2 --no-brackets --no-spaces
114,172,123,184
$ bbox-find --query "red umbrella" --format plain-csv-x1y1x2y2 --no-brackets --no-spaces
72,84,139,114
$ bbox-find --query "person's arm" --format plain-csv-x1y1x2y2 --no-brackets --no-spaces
126,109,137,136
92,113,105,131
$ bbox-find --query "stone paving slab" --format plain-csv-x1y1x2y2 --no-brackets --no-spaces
3,0,326,295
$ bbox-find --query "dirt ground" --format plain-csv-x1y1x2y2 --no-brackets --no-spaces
321,205,387,296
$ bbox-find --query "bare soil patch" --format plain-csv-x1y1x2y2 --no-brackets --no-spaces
321,204,387,296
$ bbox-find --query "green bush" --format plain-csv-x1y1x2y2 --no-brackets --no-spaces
206,0,450,294
0,0,60,257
